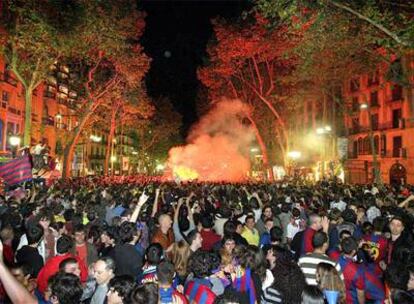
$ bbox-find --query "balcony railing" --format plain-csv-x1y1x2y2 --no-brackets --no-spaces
0,72,18,87
348,120,411,135
380,149,407,158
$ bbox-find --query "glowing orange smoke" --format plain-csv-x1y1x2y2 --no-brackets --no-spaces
166,99,254,182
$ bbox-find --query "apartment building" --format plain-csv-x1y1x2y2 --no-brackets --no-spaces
344,57,414,184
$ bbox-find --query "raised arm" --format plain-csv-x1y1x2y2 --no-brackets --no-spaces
253,192,263,209
130,190,149,223
151,188,160,218
398,194,414,209
0,240,38,304
174,198,184,223
185,192,195,224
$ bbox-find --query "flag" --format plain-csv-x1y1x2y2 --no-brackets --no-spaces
0,156,32,186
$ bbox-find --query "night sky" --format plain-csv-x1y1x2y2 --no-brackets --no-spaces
140,0,250,135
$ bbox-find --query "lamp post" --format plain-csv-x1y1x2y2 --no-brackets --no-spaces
316,125,333,177
287,151,301,177
9,135,21,158
360,103,381,184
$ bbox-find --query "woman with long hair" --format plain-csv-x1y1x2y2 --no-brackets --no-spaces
316,262,346,304
232,245,266,304
170,240,192,284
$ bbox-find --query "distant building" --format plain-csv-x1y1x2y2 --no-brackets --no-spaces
344,55,414,184
0,55,113,176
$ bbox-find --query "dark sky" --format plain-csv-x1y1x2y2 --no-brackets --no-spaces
139,0,250,135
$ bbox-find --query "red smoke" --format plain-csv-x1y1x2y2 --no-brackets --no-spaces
166,99,254,182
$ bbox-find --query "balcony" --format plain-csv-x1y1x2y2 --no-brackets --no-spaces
0,72,18,87
380,149,407,158
8,107,22,116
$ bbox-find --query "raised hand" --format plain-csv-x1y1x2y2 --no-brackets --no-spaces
138,191,149,208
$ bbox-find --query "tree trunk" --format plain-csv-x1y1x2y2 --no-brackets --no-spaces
104,107,117,175
23,88,33,146
312,99,316,130
62,101,98,178
246,114,274,180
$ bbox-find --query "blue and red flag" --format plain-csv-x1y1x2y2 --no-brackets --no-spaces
0,156,32,186
232,268,257,304
184,279,216,304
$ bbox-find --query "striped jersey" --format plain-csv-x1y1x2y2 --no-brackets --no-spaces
298,252,343,285
338,255,365,304
262,287,282,304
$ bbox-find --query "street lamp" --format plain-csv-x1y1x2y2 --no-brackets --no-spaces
9,135,21,158
316,127,325,135
9,135,21,147
316,126,332,135
89,135,102,143
287,151,301,160
250,147,259,153
156,163,165,171
360,103,368,109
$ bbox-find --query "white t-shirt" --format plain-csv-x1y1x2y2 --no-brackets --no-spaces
330,200,347,211
286,221,301,240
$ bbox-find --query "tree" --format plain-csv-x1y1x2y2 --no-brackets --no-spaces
134,96,182,172
198,13,298,171
60,0,150,178
90,87,154,175
256,1,402,183
0,1,78,146
256,0,414,49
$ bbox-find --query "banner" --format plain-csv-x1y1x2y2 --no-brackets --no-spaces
0,156,33,186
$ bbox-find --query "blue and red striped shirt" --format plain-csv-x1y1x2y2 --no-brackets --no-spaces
184,278,216,304
338,255,365,304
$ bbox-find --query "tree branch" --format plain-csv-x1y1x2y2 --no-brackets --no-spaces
252,56,264,95
327,0,407,47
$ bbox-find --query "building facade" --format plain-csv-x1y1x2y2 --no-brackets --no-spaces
0,56,116,175
344,56,414,184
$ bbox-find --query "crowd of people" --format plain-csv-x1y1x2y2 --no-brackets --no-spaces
0,176,413,304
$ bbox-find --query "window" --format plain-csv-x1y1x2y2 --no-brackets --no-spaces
371,114,379,131
2,91,9,102
352,117,359,133
364,137,371,154
350,78,360,92
393,136,402,157
381,134,387,155
352,97,359,112
358,138,363,154
374,135,380,155
370,91,379,106
392,84,403,101
352,141,358,158
392,109,402,128
368,71,380,86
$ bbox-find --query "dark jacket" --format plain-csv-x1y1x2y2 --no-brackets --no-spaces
109,243,143,279
16,245,44,277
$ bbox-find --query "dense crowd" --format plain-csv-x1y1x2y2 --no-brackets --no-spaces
0,176,413,304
